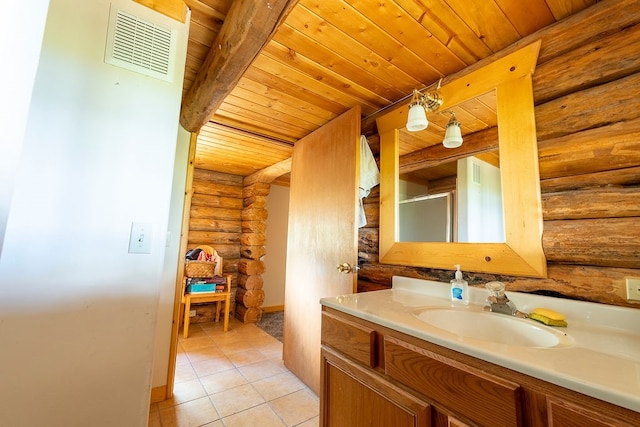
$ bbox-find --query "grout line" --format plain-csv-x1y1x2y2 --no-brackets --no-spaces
154,320,318,427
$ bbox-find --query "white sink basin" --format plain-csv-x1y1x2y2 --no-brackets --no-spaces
412,308,573,348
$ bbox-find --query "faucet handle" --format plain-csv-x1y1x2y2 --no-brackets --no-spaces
485,281,506,297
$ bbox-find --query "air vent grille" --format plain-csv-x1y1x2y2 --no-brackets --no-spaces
473,162,481,184
105,8,175,81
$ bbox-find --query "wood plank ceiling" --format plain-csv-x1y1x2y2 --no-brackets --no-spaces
180,0,596,182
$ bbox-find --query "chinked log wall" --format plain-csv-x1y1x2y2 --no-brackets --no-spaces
186,169,241,323
359,1,640,308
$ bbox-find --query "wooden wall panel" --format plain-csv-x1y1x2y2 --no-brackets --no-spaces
357,12,640,308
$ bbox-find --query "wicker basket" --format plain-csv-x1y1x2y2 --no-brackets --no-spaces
185,260,216,278
184,245,217,278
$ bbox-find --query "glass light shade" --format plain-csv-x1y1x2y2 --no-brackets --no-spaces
406,104,428,132
442,122,463,148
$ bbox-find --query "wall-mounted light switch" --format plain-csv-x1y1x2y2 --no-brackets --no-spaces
128,222,152,254
626,277,640,302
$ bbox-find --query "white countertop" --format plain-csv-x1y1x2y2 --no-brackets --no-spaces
320,276,640,413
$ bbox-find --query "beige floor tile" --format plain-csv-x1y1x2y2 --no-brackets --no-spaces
207,330,246,347
174,363,198,384
180,335,216,352
148,403,161,427
191,355,235,377
175,346,191,366
226,348,269,367
152,318,299,427
205,330,239,342
199,368,248,395
181,323,208,335
159,396,220,427
157,378,208,410
201,317,242,331
167,378,207,405
221,403,286,427
235,325,271,338
269,389,319,427
256,340,284,357
295,416,320,427
252,371,305,401
218,338,259,355
209,383,265,418
249,334,283,348
237,359,288,382
184,345,225,363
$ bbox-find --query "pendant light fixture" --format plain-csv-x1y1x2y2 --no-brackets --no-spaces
405,84,464,149
405,89,443,132
442,112,463,148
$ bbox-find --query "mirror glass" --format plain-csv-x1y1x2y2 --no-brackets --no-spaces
375,41,547,277
397,90,505,243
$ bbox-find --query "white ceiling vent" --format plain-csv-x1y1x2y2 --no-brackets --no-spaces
105,7,176,82
472,162,481,184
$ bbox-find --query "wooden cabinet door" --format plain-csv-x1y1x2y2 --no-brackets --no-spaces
321,347,431,427
547,397,637,427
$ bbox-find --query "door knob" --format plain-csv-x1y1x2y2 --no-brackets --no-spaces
337,262,359,274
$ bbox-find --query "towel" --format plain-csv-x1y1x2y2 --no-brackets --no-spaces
358,135,380,227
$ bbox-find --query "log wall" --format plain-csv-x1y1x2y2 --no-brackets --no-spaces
358,5,640,308
186,169,241,323
236,183,270,323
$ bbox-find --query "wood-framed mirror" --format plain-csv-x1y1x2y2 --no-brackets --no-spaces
376,41,547,277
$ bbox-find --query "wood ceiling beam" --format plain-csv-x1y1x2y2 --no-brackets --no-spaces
180,0,300,132
244,157,292,185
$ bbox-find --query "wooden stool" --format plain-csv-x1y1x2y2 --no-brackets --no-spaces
182,275,231,338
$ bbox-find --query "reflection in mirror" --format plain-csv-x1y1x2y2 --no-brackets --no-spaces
398,155,504,243
399,192,452,242
397,90,505,243
375,40,547,277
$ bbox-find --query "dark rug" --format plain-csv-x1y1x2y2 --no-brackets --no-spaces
256,311,284,342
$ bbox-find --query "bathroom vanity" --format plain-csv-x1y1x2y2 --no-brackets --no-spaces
319,277,640,426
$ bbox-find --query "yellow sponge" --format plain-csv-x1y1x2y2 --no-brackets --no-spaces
529,308,567,327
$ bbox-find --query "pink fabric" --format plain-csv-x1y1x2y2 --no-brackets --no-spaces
197,251,213,262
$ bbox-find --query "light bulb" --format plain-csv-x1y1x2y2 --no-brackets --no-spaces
406,104,428,132
442,114,463,148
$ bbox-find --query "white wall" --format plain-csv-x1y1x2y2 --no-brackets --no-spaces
262,185,290,308
398,179,428,201
0,0,188,425
0,0,50,256
152,126,190,387
457,156,504,242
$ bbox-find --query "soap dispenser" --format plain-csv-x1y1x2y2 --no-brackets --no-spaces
450,264,469,305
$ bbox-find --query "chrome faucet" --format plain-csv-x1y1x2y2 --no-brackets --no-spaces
485,281,527,318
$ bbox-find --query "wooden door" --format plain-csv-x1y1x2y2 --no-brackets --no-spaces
283,106,361,395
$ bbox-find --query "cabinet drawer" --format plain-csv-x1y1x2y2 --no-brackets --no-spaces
321,311,376,368
547,397,637,427
384,336,522,427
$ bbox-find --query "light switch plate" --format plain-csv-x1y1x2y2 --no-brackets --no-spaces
626,277,640,302
128,222,152,254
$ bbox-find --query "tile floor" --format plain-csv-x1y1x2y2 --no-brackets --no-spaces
148,318,319,427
